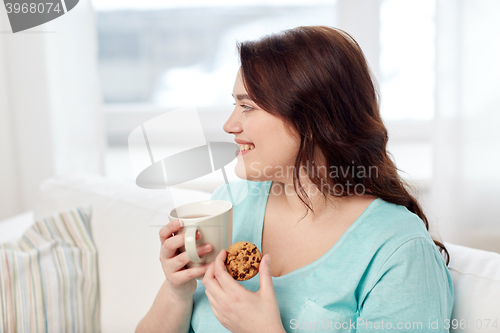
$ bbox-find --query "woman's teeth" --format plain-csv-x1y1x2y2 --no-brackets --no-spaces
238,144,255,151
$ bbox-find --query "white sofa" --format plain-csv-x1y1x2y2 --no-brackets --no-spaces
1,174,500,332
1,174,211,333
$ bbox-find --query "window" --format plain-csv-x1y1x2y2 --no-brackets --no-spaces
380,0,435,198
95,0,436,196
94,0,337,191
94,0,337,108
380,0,435,120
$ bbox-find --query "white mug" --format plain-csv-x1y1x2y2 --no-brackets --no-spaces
168,200,233,279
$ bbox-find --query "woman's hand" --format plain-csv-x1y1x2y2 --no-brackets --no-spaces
202,250,285,333
159,219,212,301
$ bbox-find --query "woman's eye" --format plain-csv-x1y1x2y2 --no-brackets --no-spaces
240,104,253,112
232,103,253,112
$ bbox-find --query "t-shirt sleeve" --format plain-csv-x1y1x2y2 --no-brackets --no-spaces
357,237,454,332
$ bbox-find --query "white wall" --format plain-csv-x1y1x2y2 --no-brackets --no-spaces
0,2,106,220
0,17,56,219
0,31,21,219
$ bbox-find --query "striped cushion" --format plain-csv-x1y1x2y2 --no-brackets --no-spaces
0,206,100,332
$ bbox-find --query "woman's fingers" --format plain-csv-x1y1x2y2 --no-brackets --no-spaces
205,289,218,313
168,262,211,287
159,219,183,244
204,260,216,280
160,228,201,260
202,253,226,295
158,220,214,296
213,250,246,293
205,289,222,323
164,243,213,275
161,233,185,259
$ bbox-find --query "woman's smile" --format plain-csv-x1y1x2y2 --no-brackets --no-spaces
237,143,255,156
237,148,253,156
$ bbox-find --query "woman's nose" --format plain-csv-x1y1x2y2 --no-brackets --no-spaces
223,110,242,134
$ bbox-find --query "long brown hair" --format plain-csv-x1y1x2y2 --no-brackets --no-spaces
237,26,450,265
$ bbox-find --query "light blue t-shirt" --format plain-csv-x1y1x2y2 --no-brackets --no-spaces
190,180,454,332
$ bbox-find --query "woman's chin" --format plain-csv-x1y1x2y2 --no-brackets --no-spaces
234,165,264,182
233,163,248,180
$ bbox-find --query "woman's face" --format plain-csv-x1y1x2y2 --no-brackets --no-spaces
223,70,301,182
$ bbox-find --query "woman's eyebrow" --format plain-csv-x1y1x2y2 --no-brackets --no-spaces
231,93,252,101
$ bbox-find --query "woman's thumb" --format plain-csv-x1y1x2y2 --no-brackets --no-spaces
258,254,274,294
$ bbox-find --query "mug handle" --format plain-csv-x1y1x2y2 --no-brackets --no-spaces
185,226,206,263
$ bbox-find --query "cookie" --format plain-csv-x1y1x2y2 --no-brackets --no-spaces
225,241,262,281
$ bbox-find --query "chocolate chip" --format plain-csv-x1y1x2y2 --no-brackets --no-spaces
244,268,249,273
252,248,256,254
243,256,249,261
242,247,246,250
239,273,246,279
252,256,255,260
256,258,261,263
246,251,250,255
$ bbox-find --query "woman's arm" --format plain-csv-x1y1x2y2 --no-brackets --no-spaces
135,279,193,333
136,219,212,333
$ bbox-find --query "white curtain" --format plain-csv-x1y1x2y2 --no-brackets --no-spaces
0,0,106,220
430,0,500,252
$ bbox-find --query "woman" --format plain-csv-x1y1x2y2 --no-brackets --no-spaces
136,26,454,333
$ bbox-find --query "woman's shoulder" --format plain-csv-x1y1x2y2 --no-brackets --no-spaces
357,198,437,252
351,199,451,296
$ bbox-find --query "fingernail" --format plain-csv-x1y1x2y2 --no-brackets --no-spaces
203,244,211,250
196,230,201,239
177,219,184,228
